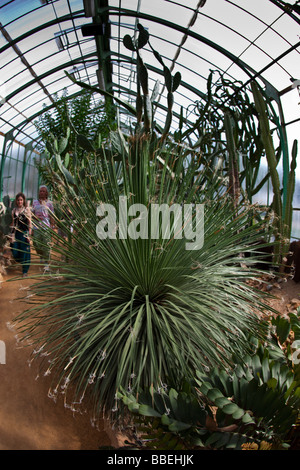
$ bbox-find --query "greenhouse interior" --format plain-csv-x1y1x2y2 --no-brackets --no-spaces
0,0,300,452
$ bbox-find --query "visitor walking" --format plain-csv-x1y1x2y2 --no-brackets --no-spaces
11,192,31,277
31,185,54,272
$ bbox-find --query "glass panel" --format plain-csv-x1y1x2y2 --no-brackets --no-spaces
2,67,36,98
0,0,298,190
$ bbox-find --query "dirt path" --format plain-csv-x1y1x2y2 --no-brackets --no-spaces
0,260,121,450
252,275,300,316
1,252,299,451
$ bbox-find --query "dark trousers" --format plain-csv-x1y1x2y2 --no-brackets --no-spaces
12,230,31,274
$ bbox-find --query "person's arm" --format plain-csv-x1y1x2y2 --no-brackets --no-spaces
31,200,38,227
26,207,32,237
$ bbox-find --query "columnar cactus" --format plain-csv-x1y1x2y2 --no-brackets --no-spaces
123,23,181,140
0,195,13,236
251,81,298,264
0,195,13,252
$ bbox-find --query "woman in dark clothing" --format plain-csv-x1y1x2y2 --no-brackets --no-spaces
11,192,32,277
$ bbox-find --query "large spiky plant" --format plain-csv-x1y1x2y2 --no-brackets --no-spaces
13,25,277,423
13,131,276,421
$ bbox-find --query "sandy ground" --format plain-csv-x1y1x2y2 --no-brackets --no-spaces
0,249,299,451
252,274,300,316
0,257,123,451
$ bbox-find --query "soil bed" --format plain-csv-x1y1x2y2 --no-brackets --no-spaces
1,252,299,450
0,256,124,450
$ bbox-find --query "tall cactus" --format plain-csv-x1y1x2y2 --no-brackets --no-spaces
0,195,13,251
123,24,151,133
283,139,298,252
251,81,297,264
224,112,240,210
0,195,13,236
149,43,181,141
123,23,181,141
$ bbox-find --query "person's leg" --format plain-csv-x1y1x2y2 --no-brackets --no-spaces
33,228,49,262
19,232,31,275
11,232,22,264
33,229,51,270
32,229,43,259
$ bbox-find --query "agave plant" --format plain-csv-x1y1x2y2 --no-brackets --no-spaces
13,25,278,423
118,309,300,450
117,346,300,450
13,127,277,420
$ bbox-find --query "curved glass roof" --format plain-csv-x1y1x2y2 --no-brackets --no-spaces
0,0,299,147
